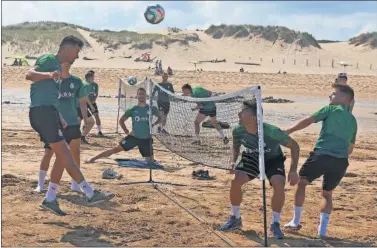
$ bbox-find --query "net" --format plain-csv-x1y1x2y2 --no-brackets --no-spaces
148,78,266,180
116,77,150,133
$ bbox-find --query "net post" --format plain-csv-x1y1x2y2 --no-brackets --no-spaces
116,79,122,133
147,77,154,182
255,85,268,247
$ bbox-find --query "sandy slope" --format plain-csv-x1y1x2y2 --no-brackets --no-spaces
2,28,377,76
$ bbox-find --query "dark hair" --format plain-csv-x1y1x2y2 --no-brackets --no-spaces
60,35,84,49
243,99,258,116
85,72,94,80
182,83,192,92
137,88,146,93
88,70,95,74
332,83,354,100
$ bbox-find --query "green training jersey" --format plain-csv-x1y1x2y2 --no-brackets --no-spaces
30,54,62,108
154,82,174,102
88,82,99,102
192,87,215,110
57,75,88,126
125,104,160,139
233,123,291,161
76,80,93,108
311,105,357,158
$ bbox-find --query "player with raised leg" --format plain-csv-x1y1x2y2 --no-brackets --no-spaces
26,36,114,215
34,63,91,193
182,84,229,145
284,84,357,238
152,72,174,134
220,100,300,239
87,88,161,164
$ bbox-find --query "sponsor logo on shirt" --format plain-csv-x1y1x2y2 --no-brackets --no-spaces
59,92,75,99
70,83,75,89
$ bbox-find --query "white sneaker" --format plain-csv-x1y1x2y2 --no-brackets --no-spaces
34,186,43,193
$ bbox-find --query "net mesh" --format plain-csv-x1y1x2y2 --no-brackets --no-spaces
148,78,264,178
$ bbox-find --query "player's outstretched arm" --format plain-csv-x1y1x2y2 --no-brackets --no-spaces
286,117,316,134
287,106,331,134
282,138,300,186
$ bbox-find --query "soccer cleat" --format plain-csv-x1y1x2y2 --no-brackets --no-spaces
86,190,115,205
81,136,89,144
98,131,104,137
41,198,67,216
161,129,169,135
270,222,284,239
220,215,243,231
223,137,229,145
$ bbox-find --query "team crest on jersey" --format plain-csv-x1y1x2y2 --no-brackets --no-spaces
58,129,63,137
70,83,74,89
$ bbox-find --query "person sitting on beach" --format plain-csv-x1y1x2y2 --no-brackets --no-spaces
335,73,355,112
167,66,173,75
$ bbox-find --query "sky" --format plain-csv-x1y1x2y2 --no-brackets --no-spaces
2,1,377,41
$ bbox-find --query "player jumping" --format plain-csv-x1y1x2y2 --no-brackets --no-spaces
284,84,357,238
87,88,161,164
182,84,229,145
26,35,114,215
219,100,300,239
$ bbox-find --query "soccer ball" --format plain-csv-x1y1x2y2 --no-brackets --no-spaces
144,4,165,25
127,76,137,85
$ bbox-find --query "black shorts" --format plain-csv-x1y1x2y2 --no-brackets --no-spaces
88,102,99,115
119,135,153,157
44,125,81,149
236,152,286,182
157,101,170,114
199,107,217,117
77,107,92,119
29,106,65,145
299,151,349,191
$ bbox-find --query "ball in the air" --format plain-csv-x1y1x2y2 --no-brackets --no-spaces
144,4,165,24
128,76,137,85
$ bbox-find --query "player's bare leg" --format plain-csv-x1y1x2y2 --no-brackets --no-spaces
87,145,124,163
42,140,114,215
193,113,206,144
82,116,95,143
220,171,249,231
35,149,54,192
94,113,103,136
209,116,229,144
68,138,82,192
285,179,309,230
269,175,286,239
318,190,333,237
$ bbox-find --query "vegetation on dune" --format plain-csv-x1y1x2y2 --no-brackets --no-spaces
2,21,91,55
317,39,342,43
204,24,321,49
349,32,377,49
89,29,200,50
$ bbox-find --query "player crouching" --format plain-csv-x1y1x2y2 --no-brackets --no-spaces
220,100,300,239
87,88,161,164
